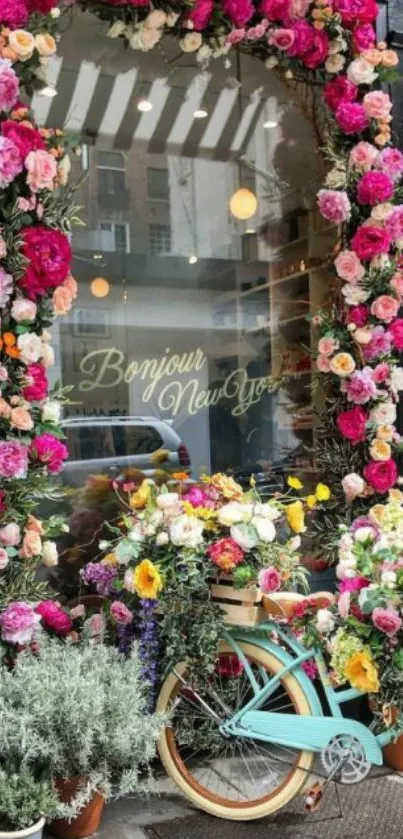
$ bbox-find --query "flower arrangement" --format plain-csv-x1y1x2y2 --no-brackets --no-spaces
292,490,403,717
79,472,328,681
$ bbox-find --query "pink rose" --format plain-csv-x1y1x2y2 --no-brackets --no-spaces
84,612,106,638
371,295,400,323
11,298,37,322
342,472,365,500
52,285,74,316
335,101,369,135
357,171,394,206
335,250,365,283
363,90,393,120
341,367,377,404
1,120,44,158
338,590,351,618
390,272,403,298
0,440,28,478
363,458,398,492
351,224,391,261
317,354,331,372
372,606,402,636
258,566,281,593
0,548,9,571
349,141,379,170
373,362,390,383
0,59,19,113
318,336,339,356
387,318,403,351
226,28,245,43
336,406,368,445
289,0,311,16
25,149,57,192
36,600,73,636
352,23,376,52
10,406,33,432
363,325,392,360
110,600,133,625
268,28,295,50
0,523,20,546
324,77,357,112
317,189,351,224
378,147,403,181
347,304,369,327
386,207,403,244
0,601,41,645
30,433,68,474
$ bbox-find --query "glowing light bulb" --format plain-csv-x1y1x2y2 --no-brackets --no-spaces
90,277,110,298
229,188,258,221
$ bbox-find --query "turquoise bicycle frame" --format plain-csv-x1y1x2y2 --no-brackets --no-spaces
220,622,399,766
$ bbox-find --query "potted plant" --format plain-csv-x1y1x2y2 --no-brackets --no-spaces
0,640,163,839
0,769,58,839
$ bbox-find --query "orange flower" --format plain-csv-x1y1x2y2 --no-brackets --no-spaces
344,651,379,693
133,559,162,600
0,332,19,359
172,472,188,481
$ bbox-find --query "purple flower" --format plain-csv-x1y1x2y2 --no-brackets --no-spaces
317,189,351,224
80,562,118,596
363,326,392,361
341,367,377,404
138,598,159,710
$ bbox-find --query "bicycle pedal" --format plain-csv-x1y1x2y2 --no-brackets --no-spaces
304,781,325,813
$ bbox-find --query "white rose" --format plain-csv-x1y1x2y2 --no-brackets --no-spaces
230,523,259,552
51,7,61,18
338,551,357,566
253,502,281,521
341,285,370,305
11,299,37,322
42,343,55,368
338,533,354,551
170,515,204,548
108,21,126,38
342,473,364,501
144,524,156,537
217,502,247,527
371,203,394,223
156,531,169,546
167,11,180,26
391,367,403,392
157,492,180,509
381,570,397,588
35,33,57,57
336,562,357,580
354,526,375,543
347,57,378,85
149,509,164,526
17,333,43,364
325,54,346,73
180,32,203,52
145,10,167,28
137,26,163,50
325,166,347,189
265,56,279,68
41,400,61,424
370,402,397,425
328,37,347,54
128,524,145,543
197,44,212,63
289,535,301,551
251,516,276,543
8,30,35,60
42,540,58,568
316,608,335,634
354,328,372,345
58,154,71,186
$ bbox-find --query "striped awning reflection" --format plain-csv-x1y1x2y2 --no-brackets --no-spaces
31,58,265,160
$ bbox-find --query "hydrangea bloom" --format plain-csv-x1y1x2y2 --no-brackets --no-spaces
0,60,19,113
0,136,22,188
0,601,41,645
0,440,28,478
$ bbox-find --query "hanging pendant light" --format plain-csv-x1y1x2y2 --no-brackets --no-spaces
229,187,258,220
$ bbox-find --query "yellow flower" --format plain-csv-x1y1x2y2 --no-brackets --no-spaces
151,448,170,465
388,489,403,505
286,500,306,533
172,472,189,481
102,552,118,567
369,504,386,526
329,352,355,378
369,440,391,462
133,559,162,600
183,501,216,521
209,473,243,501
315,483,331,501
376,424,394,442
307,494,318,509
130,480,151,510
344,651,379,694
287,476,303,490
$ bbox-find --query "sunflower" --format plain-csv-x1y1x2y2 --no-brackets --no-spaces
133,559,162,600
344,651,379,694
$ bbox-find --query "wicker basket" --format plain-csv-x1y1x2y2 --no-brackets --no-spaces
210,576,264,627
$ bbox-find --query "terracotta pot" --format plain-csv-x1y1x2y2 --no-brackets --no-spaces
383,734,403,771
49,778,104,839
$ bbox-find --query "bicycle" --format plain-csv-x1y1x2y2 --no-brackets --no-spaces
156,592,401,821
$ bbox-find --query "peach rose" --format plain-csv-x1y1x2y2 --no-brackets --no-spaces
334,250,365,284
317,354,331,372
390,272,403,298
354,328,373,345
27,515,44,535
376,424,394,441
26,150,57,192
8,30,35,61
21,529,42,558
382,50,399,68
10,406,33,431
363,91,393,120
369,504,386,525
63,274,78,298
371,295,400,323
330,353,356,377
35,33,56,57
362,48,383,66
369,440,392,461
53,285,73,316
371,203,394,223
0,398,11,419
317,336,339,356
57,154,71,186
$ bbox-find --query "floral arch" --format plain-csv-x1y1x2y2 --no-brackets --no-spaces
0,0,400,613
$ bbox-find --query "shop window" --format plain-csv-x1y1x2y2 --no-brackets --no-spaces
96,151,126,195
98,222,130,253
147,168,169,202
149,224,171,255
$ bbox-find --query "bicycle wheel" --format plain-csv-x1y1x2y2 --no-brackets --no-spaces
157,640,315,820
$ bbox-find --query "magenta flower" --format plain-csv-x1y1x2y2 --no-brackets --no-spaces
30,433,68,474
386,206,403,243
347,304,369,328
335,102,369,135
258,566,281,593
324,77,357,112
363,326,392,361
110,600,133,626
259,0,291,20
0,0,29,28
377,147,403,182
188,0,213,30
0,440,28,479
341,367,377,404
0,59,19,113
352,23,376,52
0,135,22,188
0,601,41,645
356,171,394,206
372,606,402,637
318,189,351,224
223,0,254,26
351,225,391,261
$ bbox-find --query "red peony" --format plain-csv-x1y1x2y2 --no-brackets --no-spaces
363,459,398,493
347,304,370,328
207,537,244,572
30,433,68,474
22,363,48,402
357,171,394,206
351,224,391,261
20,225,72,299
387,318,403,351
333,0,378,27
303,28,329,69
324,77,357,112
223,0,254,26
260,0,291,20
335,101,369,135
189,0,214,29
336,406,368,445
0,0,29,28
35,601,73,636
1,121,45,158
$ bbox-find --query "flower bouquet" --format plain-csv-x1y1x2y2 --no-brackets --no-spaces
79,472,329,686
